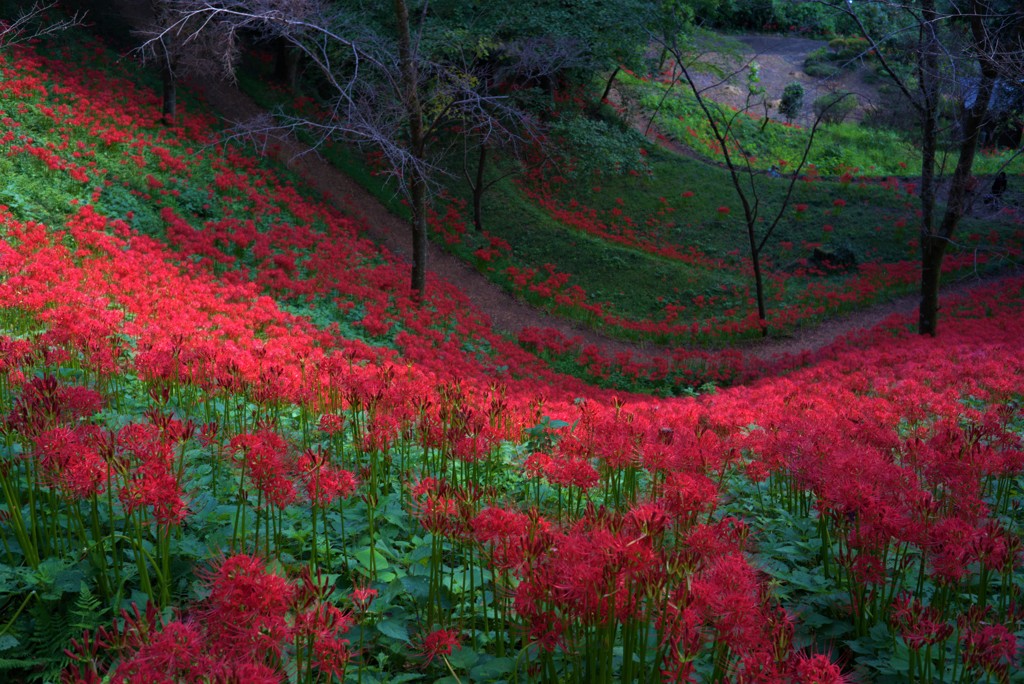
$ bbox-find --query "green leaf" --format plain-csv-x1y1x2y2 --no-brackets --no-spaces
354,548,389,572
377,618,410,643
50,563,84,597
0,635,19,652
471,656,515,681
445,645,478,669
400,575,430,599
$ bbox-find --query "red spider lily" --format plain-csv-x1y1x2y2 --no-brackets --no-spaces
960,621,1017,681
118,465,186,526
350,585,378,611
297,447,358,507
33,426,107,499
200,554,296,661
415,493,466,536
416,628,461,665
8,32,1024,683
230,429,297,509
5,375,103,438
792,652,849,683
890,594,953,649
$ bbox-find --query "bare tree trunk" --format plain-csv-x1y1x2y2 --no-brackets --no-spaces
918,234,946,335
274,37,300,92
410,175,428,295
394,0,427,300
920,77,992,335
916,0,996,335
746,226,767,333
666,42,834,339
161,59,176,125
599,66,620,104
472,144,486,232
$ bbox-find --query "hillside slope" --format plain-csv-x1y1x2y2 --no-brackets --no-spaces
1,29,1023,684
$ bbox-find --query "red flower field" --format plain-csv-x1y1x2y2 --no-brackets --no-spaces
1,30,1022,684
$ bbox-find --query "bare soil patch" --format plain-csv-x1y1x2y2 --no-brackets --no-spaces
686,34,885,125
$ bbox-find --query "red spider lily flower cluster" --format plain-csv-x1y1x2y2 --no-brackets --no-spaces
65,555,352,682
1,33,1022,684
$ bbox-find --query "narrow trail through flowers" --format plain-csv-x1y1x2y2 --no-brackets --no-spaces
188,76,1001,365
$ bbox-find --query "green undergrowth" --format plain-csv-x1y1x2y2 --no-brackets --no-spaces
621,71,1024,178
217,30,1021,350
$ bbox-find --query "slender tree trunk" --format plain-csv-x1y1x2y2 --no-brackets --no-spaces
472,144,486,232
599,66,621,104
747,232,767,336
918,234,946,335
410,175,428,295
161,59,176,125
915,0,941,335
394,0,427,300
274,38,300,92
916,0,996,336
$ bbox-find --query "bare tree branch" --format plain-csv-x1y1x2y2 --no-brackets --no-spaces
139,0,552,295
651,28,855,336
0,2,83,48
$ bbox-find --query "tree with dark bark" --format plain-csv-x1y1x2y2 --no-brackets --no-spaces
138,1,235,125
829,0,1024,336
655,29,846,337
454,37,578,233
143,0,541,300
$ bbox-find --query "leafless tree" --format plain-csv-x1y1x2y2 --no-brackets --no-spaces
137,1,235,124
457,36,580,232
0,2,82,48
141,0,542,300
826,0,1024,336
654,31,851,337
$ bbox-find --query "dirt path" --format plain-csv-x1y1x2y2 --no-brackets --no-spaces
190,75,955,364
99,0,1008,368
685,34,883,125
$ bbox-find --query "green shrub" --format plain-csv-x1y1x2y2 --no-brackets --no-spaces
778,82,805,122
773,1,841,37
803,47,840,79
813,92,858,124
551,114,650,178
827,36,871,61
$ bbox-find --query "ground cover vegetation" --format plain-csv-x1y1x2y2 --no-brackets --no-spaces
1,5,1024,684
832,0,1024,338
222,3,1023,353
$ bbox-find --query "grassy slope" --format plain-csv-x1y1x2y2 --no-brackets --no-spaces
227,39,1023,346
1,26,1024,684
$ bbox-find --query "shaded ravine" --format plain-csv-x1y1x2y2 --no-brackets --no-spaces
187,75,1013,365
97,0,1013,368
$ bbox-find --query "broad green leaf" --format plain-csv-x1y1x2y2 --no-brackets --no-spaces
377,618,410,643
354,548,389,572
445,645,478,669
471,656,515,680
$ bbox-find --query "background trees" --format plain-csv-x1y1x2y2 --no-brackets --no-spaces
0,1,80,47
833,0,1024,335
130,0,1021,335
145,0,552,299
652,26,848,337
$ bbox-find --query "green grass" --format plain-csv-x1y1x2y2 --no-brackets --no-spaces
228,43,1022,345
624,72,1024,178
475,178,745,319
